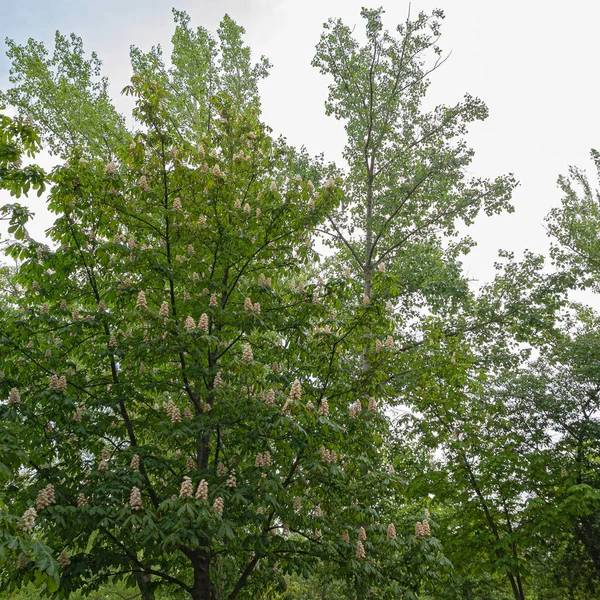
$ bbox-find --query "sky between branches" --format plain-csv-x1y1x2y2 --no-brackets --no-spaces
1,0,599,289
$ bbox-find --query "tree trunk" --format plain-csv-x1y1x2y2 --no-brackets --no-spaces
136,572,155,600
190,552,211,600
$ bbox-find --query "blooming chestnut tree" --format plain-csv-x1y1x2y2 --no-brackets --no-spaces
0,12,441,600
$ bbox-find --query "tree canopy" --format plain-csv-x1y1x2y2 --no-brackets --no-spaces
1,7,598,600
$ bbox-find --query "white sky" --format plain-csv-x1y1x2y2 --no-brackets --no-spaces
2,0,600,287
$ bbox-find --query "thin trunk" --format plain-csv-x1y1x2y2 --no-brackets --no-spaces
461,454,524,600
136,572,155,600
364,174,374,302
362,173,374,372
506,573,522,600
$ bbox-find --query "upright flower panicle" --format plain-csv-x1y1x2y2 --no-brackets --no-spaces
227,470,237,488
9,387,20,404
196,479,209,501
21,507,37,532
349,401,362,419
136,291,148,309
318,398,329,416
421,519,431,536
166,400,182,424
139,175,151,191
180,476,193,498
242,343,253,362
213,372,223,388
36,484,55,510
387,523,397,539
289,379,302,401
198,313,209,332
213,497,224,515
159,301,169,317
130,487,142,510
356,540,366,558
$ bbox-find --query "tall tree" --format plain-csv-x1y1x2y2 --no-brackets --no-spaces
0,11,444,600
312,7,515,305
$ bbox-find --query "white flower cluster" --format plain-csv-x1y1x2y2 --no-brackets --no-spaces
130,487,142,510
356,540,366,558
255,451,272,467
49,375,67,392
213,497,224,515
213,372,223,388
227,470,237,488
9,387,20,404
180,476,193,498
319,446,337,464
349,401,362,419
21,508,37,532
244,297,261,314
166,400,182,424
242,343,253,362
136,291,148,309
159,301,169,317
318,398,329,416
415,520,431,536
289,379,302,401
258,274,272,287
196,479,209,501
36,484,55,510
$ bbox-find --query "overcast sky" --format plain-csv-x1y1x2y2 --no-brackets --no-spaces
2,0,600,287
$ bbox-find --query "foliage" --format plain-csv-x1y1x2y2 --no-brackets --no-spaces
5,6,595,600
0,9,469,600
0,112,46,241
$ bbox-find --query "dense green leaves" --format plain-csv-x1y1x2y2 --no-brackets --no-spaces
2,6,598,600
